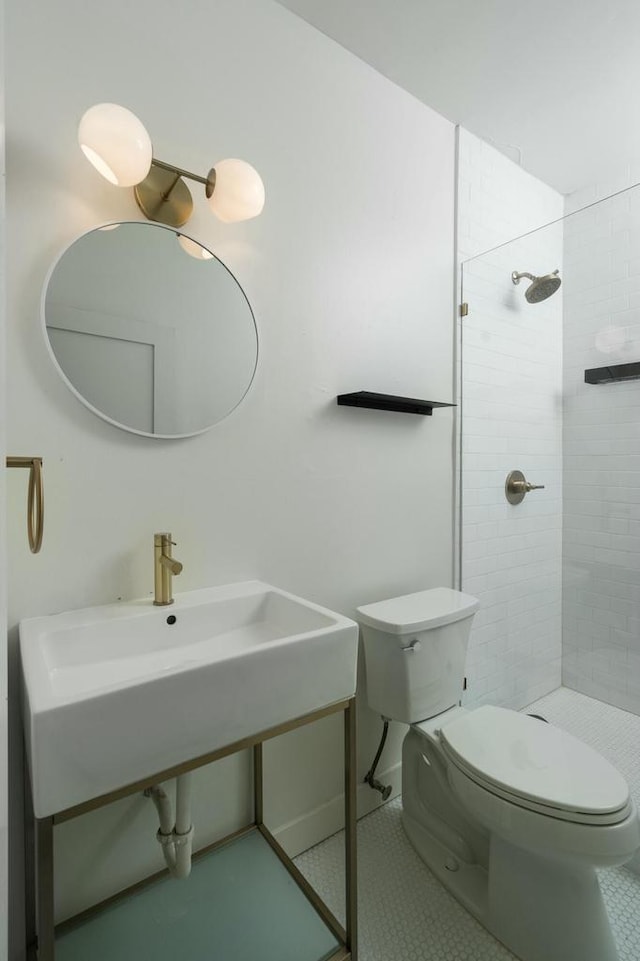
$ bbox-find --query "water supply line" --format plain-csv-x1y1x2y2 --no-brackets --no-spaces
364,717,392,801
144,774,194,879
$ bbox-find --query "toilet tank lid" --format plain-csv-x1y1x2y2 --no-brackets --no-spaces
357,588,479,634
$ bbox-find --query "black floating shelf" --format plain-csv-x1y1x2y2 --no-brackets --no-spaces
585,362,640,385
336,391,456,416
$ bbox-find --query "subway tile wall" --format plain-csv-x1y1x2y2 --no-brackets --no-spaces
457,129,564,710
562,173,640,714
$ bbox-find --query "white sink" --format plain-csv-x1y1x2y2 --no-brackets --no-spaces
20,581,358,818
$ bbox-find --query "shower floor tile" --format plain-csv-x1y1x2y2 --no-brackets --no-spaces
295,687,640,961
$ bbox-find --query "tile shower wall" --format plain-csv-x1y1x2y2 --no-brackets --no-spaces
562,174,640,714
458,130,564,709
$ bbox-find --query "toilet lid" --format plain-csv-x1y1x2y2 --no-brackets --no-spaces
357,587,479,633
439,705,630,816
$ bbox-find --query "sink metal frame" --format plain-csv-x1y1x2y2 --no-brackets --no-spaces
26,697,357,961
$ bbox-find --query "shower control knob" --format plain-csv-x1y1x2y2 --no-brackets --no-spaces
505,470,545,505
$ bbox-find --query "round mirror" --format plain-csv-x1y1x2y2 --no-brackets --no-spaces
42,222,258,438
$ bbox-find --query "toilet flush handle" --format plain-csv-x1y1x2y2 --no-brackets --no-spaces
401,640,422,653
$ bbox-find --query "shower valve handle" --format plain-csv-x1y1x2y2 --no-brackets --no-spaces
505,470,545,505
514,479,545,492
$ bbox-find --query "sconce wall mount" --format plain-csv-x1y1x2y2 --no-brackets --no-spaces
133,160,203,228
79,103,265,228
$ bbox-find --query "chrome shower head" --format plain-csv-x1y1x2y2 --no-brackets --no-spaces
512,269,561,303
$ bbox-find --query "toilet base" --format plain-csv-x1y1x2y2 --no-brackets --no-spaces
403,811,489,920
403,812,619,961
402,728,621,961
488,834,618,961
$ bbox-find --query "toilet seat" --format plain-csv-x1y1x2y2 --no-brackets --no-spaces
434,705,631,825
445,751,632,825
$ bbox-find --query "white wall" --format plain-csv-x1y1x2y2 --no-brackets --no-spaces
457,130,565,710
562,171,640,714
6,0,455,934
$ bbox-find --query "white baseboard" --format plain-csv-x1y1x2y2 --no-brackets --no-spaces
273,762,402,858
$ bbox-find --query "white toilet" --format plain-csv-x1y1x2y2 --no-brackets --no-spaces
357,587,640,961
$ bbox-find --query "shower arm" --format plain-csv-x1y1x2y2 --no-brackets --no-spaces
511,271,536,285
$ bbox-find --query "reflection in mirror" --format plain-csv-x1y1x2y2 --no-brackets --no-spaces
43,222,258,438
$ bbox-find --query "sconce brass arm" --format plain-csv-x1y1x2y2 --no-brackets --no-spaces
151,158,211,188
134,159,218,228
7,456,44,553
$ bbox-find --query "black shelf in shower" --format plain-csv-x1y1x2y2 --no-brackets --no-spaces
336,391,455,415
584,362,640,384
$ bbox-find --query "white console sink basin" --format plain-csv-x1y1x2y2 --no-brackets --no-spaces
20,581,358,818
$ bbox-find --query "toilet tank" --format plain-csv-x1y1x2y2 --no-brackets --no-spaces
357,588,479,724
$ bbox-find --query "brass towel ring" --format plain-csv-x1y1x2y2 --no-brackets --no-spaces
6,456,44,553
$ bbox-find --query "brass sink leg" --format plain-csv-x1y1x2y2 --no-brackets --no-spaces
345,698,358,960
253,743,264,827
35,817,54,961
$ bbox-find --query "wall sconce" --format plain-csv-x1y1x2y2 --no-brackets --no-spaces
78,103,265,228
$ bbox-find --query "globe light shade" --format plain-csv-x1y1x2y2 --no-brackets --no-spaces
177,234,214,260
207,159,265,223
78,103,152,187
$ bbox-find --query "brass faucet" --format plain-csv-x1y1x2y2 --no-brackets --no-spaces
153,533,183,606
